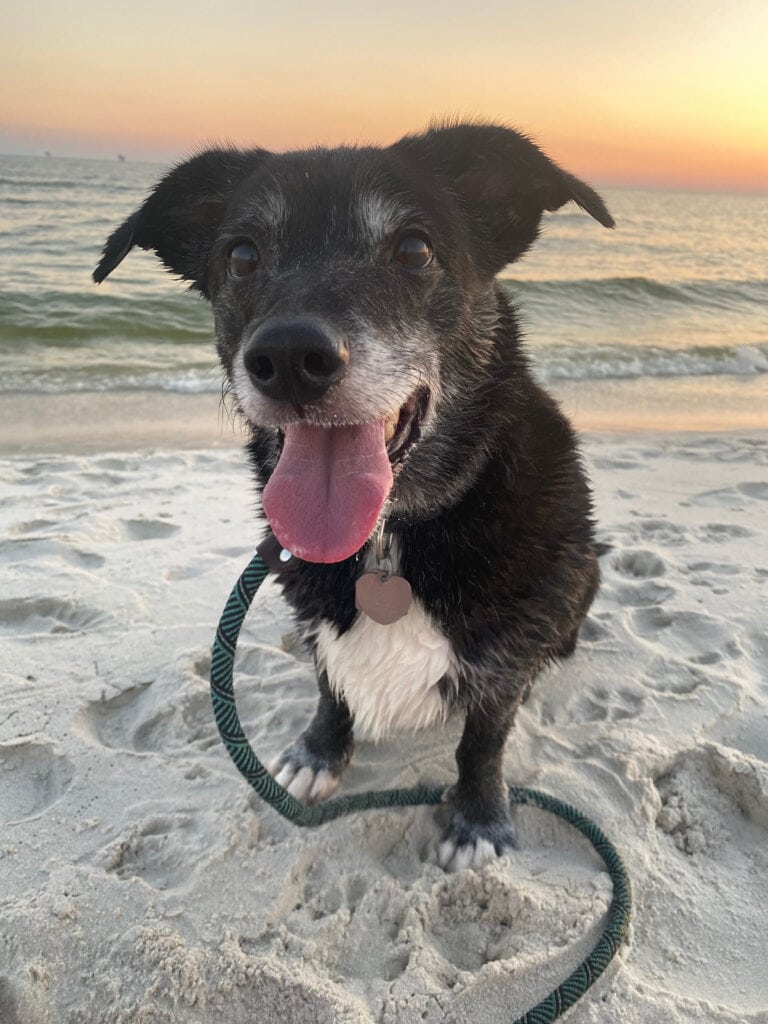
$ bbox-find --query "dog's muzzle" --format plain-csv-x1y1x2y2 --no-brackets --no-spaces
243,318,348,408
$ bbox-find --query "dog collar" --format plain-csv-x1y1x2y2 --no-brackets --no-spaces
355,502,413,625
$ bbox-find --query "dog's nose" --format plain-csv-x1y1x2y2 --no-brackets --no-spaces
243,320,348,406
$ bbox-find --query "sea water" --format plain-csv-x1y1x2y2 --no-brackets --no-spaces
1,153,766,420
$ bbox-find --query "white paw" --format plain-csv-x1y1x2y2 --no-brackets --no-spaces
437,810,516,872
437,836,499,872
269,757,341,804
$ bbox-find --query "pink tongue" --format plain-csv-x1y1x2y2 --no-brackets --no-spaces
262,420,393,563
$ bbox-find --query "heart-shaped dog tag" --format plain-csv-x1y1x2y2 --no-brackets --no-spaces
355,572,412,625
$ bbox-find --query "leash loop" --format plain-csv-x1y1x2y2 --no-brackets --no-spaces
210,551,631,1023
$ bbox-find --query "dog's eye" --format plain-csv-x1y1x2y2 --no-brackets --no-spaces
228,241,261,279
393,234,434,270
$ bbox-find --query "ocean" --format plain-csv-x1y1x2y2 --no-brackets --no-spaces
1,153,766,420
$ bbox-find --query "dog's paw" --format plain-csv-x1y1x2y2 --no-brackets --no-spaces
268,736,346,804
437,810,517,872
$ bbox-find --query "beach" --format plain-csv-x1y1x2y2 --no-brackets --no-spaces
2,402,767,1023
2,377,768,457
2,153,767,1022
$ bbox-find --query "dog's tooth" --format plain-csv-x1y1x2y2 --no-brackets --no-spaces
384,417,398,443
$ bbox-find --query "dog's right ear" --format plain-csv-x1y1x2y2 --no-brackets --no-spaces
392,122,614,274
93,148,267,295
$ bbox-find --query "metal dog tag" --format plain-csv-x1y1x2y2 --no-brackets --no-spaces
355,571,412,625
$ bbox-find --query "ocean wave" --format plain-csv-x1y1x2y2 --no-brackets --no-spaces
0,174,147,192
534,341,768,381
1,281,766,393
0,290,211,344
0,369,222,395
3,342,766,395
5,276,765,346
501,276,768,312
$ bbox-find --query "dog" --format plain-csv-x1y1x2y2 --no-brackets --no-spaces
94,122,613,871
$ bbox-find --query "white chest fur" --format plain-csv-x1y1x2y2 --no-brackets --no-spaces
313,544,457,741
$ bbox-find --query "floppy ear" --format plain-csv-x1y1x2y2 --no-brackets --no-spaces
392,122,614,272
93,147,268,295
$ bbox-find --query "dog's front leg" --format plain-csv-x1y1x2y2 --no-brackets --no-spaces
438,688,529,871
269,670,354,803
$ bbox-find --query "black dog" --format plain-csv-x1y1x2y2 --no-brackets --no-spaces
95,122,613,871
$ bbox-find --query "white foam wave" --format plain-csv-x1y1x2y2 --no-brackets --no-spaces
535,343,768,382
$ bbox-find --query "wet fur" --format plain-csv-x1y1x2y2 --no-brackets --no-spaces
94,122,612,871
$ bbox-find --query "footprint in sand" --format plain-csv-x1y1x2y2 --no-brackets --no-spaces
162,547,252,581
611,549,666,579
6,517,60,536
581,685,645,722
577,614,613,644
687,560,740,592
324,879,410,984
608,549,674,607
72,669,217,755
0,538,105,571
634,519,688,546
0,596,109,635
272,857,412,989
687,560,739,576
690,487,747,509
615,580,675,607
689,481,768,510
121,518,180,541
698,522,753,542
641,660,709,696
738,481,768,500
629,607,738,664
0,737,73,824
98,813,213,889
591,455,643,470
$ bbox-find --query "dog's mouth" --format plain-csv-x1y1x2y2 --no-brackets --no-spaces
261,387,429,564
383,387,428,466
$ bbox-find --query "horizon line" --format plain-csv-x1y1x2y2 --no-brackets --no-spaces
2,148,766,198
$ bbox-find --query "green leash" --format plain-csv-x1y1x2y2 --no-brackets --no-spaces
210,552,631,1023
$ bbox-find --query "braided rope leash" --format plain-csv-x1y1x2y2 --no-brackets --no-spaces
210,552,632,1024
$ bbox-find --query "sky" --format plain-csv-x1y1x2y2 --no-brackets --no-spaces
2,0,767,192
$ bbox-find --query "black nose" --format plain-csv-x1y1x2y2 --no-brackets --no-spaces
243,319,348,406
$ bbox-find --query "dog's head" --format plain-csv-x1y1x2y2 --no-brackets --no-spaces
95,123,612,563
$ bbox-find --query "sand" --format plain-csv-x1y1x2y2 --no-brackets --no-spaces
2,374,768,455
2,428,768,1023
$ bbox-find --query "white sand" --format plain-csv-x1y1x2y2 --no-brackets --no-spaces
1,433,768,1023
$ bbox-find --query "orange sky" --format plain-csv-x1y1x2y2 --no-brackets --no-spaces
2,0,767,192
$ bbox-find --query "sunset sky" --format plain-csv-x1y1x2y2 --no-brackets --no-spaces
2,0,767,192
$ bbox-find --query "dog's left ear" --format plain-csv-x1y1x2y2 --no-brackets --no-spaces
93,147,268,295
392,123,614,272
